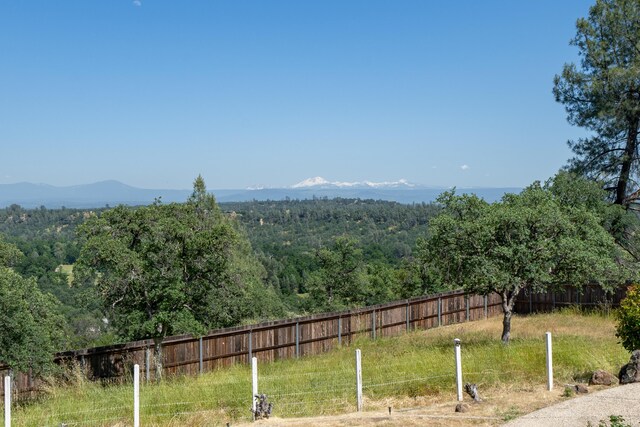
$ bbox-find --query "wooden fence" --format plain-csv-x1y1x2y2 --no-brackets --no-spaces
0,284,629,398
0,289,503,398
514,284,628,314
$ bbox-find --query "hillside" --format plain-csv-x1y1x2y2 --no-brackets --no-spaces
0,200,442,349
221,198,440,296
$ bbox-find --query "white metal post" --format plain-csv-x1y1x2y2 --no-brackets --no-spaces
355,349,363,412
251,357,258,421
4,375,10,427
454,338,463,402
545,332,553,391
133,364,140,427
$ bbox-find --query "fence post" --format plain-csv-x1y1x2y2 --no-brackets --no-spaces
437,297,442,326
133,364,140,427
545,332,553,391
199,337,204,375
295,322,300,357
251,357,258,421
145,347,150,383
454,338,463,402
355,349,363,412
248,330,253,364
406,302,410,332
372,310,376,340
338,317,342,346
4,375,10,427
465,295,470,321
483,295,488,319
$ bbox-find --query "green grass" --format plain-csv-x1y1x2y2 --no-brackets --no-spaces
10,310,629,426
55,264,74,285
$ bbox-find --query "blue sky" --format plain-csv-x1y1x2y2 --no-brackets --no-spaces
1,1,592,190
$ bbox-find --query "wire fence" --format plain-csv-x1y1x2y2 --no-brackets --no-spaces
4,327,630,426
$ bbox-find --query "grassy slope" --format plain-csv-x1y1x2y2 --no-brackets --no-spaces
12,310,629,426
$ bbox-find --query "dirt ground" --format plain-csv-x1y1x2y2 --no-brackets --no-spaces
236,383,592,427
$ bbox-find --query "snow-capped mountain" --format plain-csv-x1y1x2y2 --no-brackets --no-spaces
291,177,417,189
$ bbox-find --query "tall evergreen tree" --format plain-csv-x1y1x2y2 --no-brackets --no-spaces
554,0,640,206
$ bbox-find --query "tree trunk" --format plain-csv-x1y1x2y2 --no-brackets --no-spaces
615,119,639,206
501,309,512,344
500,290,518,344
153,337,163,383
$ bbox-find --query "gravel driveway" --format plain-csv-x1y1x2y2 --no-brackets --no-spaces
504,383,640,427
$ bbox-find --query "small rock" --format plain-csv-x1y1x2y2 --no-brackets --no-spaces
574,384,589,394
619,350,640,385
589,370,616,386
455,403,469,413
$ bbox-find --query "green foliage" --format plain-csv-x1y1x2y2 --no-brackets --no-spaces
0,235,22,266
0,198,441,346
221,198,440,298
597,415,632,427
306,236,369,312
0,240,67,375
75,177,283,346
615,284,640,352
0,205,108,348
554,0,640,205
421,175,625,342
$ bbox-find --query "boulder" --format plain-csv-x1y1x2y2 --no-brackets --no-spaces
589,370,617,386
574,384,589,394
455,403,469,413
618,350,640,385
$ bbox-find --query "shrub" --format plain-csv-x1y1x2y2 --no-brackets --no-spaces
615,285,640,352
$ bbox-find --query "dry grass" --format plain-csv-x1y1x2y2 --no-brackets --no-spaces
11,310,628,426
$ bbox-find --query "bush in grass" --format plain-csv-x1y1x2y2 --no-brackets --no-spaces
615,285,640,352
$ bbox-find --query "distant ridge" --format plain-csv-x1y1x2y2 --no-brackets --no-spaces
0,181,191,209
0,180,522,208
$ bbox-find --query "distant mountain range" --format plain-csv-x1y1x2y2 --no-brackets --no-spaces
0,178,522,208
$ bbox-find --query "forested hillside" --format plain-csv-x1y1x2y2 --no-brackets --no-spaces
0,205,114,348
0,198,441,349
222,198,440,297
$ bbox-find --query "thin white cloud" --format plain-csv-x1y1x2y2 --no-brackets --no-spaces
133,0,142,6
460,164,470,171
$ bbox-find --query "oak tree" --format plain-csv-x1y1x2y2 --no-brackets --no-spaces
422,176,625,343
75,176,280,379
